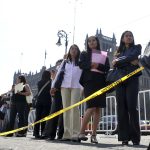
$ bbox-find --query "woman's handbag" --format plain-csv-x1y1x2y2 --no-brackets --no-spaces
26,94,33,104
106,68,127,83
31,80,50,108
54,60,66,89
26,84,33,104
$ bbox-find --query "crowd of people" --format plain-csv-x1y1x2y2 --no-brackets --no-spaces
1,31,149,147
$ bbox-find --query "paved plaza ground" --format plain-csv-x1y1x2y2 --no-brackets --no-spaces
0,133,150,150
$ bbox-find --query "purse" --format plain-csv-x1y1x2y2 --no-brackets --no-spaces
106,68,127,83
26,95,33,104
30,80,50,107
26,84,33,104
54,60,66,89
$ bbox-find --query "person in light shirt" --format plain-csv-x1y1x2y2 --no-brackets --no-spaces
53,44,82,141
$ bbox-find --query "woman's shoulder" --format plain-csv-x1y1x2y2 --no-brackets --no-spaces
130,44,142,52
38,80,42,85
80,51,88,58
24,83,30,88
130,44,142,55
81,51,87,55
38,80,51,88
38,80,46,87
134,44,142,50
24,84,30,90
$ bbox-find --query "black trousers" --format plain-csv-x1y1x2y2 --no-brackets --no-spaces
24,103,30,134
33,101,51,136
116,77,140,143
43,91,64,139
8,101,29,135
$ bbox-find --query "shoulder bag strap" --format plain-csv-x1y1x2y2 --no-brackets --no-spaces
38,80,50,97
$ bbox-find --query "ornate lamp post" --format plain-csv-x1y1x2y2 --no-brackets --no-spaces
56,30,68,54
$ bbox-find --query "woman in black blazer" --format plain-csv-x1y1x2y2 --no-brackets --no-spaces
78,36,110,143
112,31,141,146
33,70,52,138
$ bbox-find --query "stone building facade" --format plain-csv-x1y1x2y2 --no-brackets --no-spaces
13,29,150,96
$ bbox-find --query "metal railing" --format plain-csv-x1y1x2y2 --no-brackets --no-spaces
1,90,150,134
80,96,118,134
82,90,150,134
138,90,150,133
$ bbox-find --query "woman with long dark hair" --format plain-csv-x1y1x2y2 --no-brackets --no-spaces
33,70,51,138
112,31,141,146
78,36,110,143
8,75,31,137
55,44,82,141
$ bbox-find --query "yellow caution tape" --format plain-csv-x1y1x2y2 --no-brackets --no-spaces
0,66,144,136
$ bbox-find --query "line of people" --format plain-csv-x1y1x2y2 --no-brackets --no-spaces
1,31,145,146
33,31,142,146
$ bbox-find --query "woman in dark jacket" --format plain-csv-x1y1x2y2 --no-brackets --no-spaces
33,70,51,138
78,36,110,143
112,31,141,146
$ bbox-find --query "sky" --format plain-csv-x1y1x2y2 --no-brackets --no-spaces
0,0,150,94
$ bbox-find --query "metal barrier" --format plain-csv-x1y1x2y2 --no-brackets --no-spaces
81,96,118,134
98,96,117,135
1,90,150,134
81,90,150,134
138,90,150,133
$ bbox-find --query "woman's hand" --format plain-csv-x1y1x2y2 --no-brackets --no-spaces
131,59,139,66
50,88,57,96
91,63,99,69
63,54,68,59
17,91,23,95
112,59,117,66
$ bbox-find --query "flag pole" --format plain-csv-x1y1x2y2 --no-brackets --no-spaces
44,49,47,66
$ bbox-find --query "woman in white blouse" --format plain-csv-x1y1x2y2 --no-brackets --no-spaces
60,44,82,141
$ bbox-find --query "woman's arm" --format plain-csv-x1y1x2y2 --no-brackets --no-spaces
97,57,110,73
18,84,31,96
115,45,142,66
51,60,66,89
79,51,91,70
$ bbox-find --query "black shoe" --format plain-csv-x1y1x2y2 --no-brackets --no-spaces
78,134,88,141
47,137,55,141
133,142,140,146
91,135,98,144
16,133,26,137
5,134,13,137
71,136,81,142
122,141,128,146
60,138,71,141
57,136,62,140
40,135,48,139
34,135,41,139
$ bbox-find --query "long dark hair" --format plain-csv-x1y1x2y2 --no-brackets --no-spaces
41,70,50,82
67,44,80,66
86,36,101,53
18,75,26,85
115,31,135,56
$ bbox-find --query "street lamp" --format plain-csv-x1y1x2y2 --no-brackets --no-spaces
56,30,68,54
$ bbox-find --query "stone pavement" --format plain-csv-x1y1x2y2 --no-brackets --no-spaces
0,133,150,150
